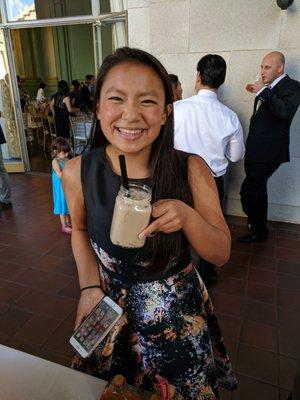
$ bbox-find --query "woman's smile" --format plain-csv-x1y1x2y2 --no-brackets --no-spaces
115,127,146,140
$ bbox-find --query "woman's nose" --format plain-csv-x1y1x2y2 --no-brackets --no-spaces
122,104,140,121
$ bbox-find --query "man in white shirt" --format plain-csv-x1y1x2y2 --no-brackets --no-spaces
174,54,245,285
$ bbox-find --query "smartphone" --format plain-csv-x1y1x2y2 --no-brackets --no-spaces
69,296,123,359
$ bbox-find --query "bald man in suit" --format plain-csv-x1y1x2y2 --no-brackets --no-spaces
238,52,300,243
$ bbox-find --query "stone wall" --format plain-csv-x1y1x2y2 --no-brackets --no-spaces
126,0,300,224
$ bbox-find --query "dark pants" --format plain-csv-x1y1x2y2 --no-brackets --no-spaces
240,162,281,235
198,176,224,282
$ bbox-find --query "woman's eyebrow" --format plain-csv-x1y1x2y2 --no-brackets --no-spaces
105,87,159,97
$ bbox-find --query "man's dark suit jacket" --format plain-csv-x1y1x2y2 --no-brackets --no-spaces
245,75,300,164
81,85,93,110
0,125,6,145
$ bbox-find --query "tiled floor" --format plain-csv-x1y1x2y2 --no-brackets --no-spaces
1,173,300,399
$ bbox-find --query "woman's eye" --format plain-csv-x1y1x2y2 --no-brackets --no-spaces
108,96,123,101
141,99,157,104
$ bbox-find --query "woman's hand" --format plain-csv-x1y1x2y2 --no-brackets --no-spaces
75,287,104,330
139,199,191,238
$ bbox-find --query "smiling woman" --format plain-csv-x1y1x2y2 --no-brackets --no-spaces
62,47,236,399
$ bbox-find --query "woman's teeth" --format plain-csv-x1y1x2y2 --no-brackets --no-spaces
117,128,144,138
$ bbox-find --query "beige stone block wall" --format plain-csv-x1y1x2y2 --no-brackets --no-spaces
127,0,300,223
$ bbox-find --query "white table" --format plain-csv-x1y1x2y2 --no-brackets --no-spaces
0,345,107,400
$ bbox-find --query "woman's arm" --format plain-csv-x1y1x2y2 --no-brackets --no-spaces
52,159,62,178
49,98,55,116
184,155,230,265
63,96,79,114
139,156,230,266
62,156,104,328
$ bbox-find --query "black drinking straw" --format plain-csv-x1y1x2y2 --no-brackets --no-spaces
119,155,130,192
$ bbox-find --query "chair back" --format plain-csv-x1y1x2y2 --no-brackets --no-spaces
47,115,57,139
69,116,88,139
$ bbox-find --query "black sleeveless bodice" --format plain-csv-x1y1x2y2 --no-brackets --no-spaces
81,146,191,282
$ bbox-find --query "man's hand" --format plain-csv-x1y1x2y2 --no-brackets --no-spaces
138,199,191,238
252,80,265,93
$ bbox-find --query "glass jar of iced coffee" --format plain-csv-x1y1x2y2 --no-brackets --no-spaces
110,183,152,248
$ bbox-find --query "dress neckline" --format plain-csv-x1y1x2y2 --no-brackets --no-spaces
103,147,150,182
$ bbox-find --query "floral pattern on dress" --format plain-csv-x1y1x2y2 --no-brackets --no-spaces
72,244,237,400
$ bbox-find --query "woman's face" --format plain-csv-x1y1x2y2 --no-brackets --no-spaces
97,61,169,155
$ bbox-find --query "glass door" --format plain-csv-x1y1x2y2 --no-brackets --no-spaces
93,16,127,72
0,28,27,172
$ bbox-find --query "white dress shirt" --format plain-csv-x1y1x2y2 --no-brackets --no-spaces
174,90,245,177
36,88,45,103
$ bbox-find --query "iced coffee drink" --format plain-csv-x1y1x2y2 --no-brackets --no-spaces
110,184,152,248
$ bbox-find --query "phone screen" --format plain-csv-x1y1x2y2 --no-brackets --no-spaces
72,300,120,353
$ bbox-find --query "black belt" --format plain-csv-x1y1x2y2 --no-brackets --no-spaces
98,251,192,284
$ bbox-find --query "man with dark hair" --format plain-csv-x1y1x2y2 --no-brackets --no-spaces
174,54,245,286
81,74,95,110
168,74,183,101
238,51,300,243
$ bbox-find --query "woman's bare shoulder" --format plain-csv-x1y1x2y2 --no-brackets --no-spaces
63,155,82,184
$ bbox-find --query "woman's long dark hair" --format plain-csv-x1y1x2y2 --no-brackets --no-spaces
57,80,70,96
89,47,193,270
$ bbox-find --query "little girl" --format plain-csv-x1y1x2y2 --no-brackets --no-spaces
51,137,72,234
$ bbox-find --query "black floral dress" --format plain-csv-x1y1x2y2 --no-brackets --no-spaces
72,147,237,399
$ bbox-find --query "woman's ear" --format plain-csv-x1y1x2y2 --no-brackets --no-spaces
96,102,101,120
162,103,173,125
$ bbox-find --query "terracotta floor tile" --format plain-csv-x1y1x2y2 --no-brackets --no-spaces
31,254,77,277
15,315,61,346
231,241,252,254
278,288,300,310
14,268,72,294
232,374,278,400
0,302,9,313
0,245,19,261
224,339,238,367
249,254,277,270
246,282,277,304
277,273,300,291
279,327,300,360
0,282,30,305
217,314,242,342
244,300,277,326
215,278,246,297
279,355,300,391
236,344,278,385
241,320,277,352
278,306,300,330
252,243,276,258
278,238,300,250
229,251,250,266
213,292,243,318
13,250,43,267
43,321,75,358
58,278,80,300
15,289,77,320
277,247,300,263
0,307,33,336
39,348,73,368
0,262,27,280
248,268,276,286
278,260,300,277
277,229,300,241
219,263,248,281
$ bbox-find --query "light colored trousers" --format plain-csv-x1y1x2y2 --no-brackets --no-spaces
0,146,11,203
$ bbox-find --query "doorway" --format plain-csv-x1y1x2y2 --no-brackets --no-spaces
11,24,95,172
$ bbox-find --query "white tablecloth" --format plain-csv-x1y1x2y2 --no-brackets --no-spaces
0,345,106,400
